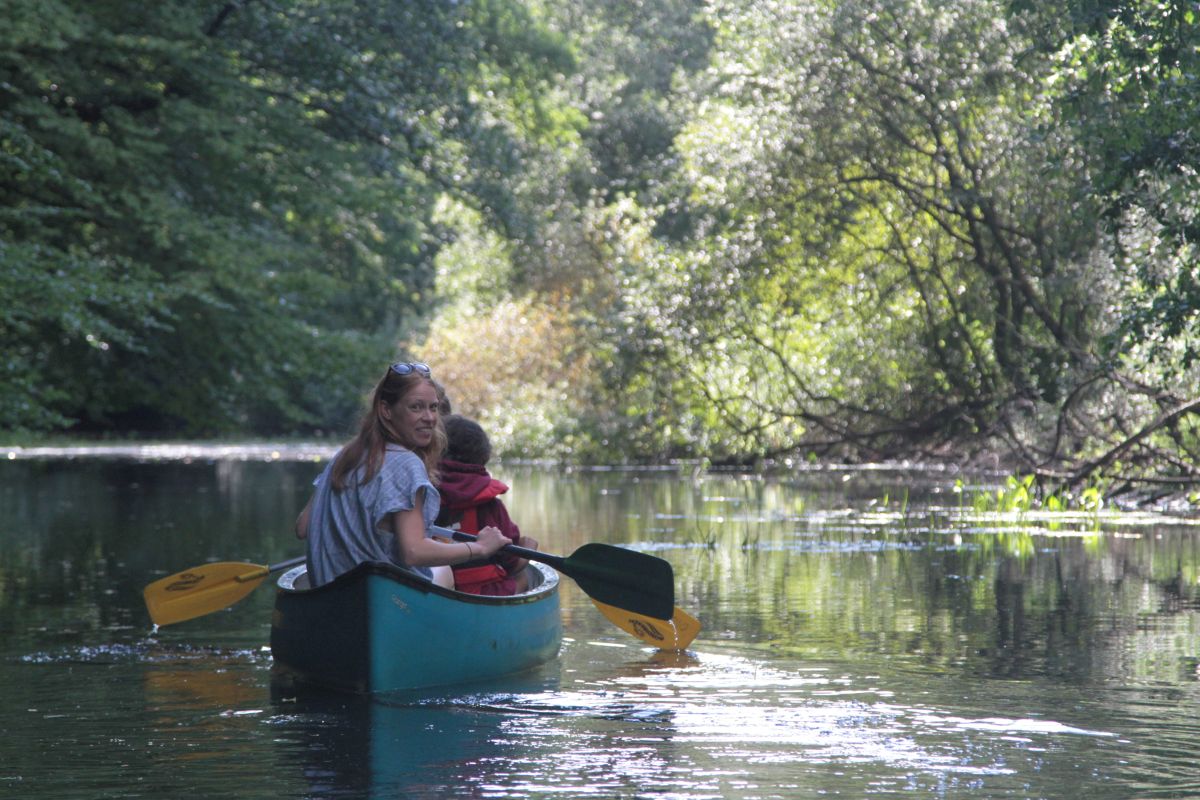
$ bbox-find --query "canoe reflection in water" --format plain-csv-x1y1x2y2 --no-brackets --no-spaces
268,651,696,800
269,653,575,799
269,688,505,798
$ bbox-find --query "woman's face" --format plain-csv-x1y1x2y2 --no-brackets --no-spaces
383,381,440,448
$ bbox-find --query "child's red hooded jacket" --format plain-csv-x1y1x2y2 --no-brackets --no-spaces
437,459,521,594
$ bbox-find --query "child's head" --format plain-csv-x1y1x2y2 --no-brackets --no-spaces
443,414,491,466
432,379,453,415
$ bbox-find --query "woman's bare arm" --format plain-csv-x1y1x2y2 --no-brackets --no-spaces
390,489,508,566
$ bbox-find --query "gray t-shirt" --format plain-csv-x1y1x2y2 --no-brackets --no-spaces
305,446,441,587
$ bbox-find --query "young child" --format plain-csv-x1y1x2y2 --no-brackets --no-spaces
436,414,539,595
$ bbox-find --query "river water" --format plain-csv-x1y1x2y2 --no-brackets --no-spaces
2,449,1200,798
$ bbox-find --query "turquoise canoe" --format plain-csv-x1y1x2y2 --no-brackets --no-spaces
270,560,562,693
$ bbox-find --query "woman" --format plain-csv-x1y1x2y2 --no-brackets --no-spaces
295,361,509,588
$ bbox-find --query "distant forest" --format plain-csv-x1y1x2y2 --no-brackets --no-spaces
3,0,1199,500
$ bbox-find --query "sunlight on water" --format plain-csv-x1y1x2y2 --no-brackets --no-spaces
5,442,336,462
6,458,1200,798
907,711,1115,739
387,648,1125,798
20,641,269,666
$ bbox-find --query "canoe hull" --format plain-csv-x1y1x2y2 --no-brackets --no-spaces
270,560,561,693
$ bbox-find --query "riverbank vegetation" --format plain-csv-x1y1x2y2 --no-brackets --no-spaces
3,0,1197,502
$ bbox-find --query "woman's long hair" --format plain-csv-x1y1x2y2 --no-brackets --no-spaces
330,367,447,491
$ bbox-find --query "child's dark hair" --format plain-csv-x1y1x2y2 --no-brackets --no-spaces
432,379,453,414
443,414,491,466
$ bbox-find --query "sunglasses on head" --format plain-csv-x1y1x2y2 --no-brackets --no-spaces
390,361,432,378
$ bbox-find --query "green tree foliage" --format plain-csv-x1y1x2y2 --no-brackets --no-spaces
1013,0,1200,488
415,0,719,461
581,0,1106,462
5,0,1200,496
421,0,1200,488
1,0,570,434
468,0,1195,491
1049,2,1200,369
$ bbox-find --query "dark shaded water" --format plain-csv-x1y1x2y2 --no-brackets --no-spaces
3,450,1200,798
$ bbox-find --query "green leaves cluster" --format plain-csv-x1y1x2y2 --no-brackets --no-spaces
1,0,570,434
1049,1,1200,374
480,0,1200,489
528,0,1103,462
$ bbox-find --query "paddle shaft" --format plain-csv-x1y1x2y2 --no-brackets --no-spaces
215,555,306,586
265,555,307,575
435,525,698,646
149,523,675,627
431,525,675,620
432,525,563,568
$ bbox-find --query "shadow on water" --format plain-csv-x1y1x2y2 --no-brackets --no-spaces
267,688,515,799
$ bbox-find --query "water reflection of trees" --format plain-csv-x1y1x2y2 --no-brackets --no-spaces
0,459,316,644
671,511,1200,685
8,459,1200,690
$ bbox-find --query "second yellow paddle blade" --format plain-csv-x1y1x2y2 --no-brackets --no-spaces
591,600,701,650
143,561,269,627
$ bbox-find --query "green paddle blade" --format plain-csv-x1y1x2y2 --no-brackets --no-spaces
560,543,675,621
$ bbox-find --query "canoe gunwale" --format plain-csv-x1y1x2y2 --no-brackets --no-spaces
276,559,559,605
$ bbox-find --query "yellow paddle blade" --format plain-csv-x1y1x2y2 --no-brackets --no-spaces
591,599,701,650
143,561,270,627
